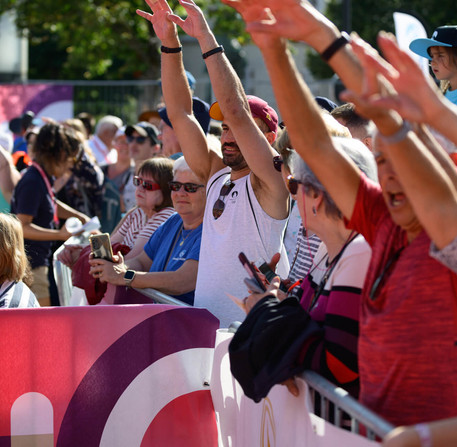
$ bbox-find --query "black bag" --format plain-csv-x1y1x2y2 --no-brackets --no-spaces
229,295,323,403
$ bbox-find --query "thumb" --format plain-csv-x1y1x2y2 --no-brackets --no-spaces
268,252,281,271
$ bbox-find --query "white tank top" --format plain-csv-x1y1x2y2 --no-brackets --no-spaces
194,168,289,328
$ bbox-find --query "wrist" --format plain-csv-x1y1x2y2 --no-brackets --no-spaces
306,25,340,54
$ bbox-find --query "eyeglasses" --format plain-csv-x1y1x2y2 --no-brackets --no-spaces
212,180,235,219
286,175,305,195
273,155,283,172
133,176,161,191
168,181,205,193
369,247,404,300
126,135,147,144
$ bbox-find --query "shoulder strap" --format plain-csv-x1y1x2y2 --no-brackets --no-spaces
207,170,230,197
246,179,266,254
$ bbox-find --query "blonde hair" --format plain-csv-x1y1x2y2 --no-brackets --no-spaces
0,214,32,285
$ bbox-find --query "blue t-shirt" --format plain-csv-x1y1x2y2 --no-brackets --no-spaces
10,165,55,268
144,213,202,305
445,88,457,106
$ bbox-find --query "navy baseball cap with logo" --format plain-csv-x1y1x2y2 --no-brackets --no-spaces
410,26,457,60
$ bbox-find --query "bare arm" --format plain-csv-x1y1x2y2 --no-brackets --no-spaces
169,0,289,217
137,0,223,182
90,249,198,295
384,418,457,447
225,0,364,94
16,213,72,241
258,37,361,220
342,35,457,249
0,147,20,203
56,200,90,223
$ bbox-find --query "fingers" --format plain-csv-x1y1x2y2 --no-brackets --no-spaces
268,252,281,271
282,377,300,397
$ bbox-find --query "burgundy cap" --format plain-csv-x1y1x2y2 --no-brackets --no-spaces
209,95,278,133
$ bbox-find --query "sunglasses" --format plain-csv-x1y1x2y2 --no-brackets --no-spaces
286,175,306,195
273,155,283,172
133,176,161,191
213,180,235,219
126,135,147,144
168,181,205,193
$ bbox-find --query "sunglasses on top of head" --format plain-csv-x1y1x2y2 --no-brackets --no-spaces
133,176,161,191
286,175,306,195
126,135,147,144
168,181,205,193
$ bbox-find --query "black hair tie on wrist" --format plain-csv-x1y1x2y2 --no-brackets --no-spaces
320,32,351,62
202,45,224,60
161,45,182,54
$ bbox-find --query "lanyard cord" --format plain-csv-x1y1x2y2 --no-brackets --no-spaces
32,162,59,225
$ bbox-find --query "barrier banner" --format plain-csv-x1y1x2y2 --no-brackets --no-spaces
0,84,73,131
211,330,380,447
0,305,219,447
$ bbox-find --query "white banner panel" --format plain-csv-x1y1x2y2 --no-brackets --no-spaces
211,329,380,447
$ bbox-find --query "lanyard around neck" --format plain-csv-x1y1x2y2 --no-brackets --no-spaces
32,162,59,225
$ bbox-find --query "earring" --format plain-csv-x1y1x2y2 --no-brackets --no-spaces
312,206,317,216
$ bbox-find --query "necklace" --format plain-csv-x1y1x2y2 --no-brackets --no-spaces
179,227,193,246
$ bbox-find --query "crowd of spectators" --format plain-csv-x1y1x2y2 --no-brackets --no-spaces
2,0,457,444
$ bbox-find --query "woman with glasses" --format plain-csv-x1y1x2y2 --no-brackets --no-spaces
10,123,91,306
241,138,376,398
89,157,206,305
59,157,175,304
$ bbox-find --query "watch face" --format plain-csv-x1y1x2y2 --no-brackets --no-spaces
124,270,135,280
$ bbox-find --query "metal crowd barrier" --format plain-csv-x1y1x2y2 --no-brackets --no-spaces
302,370,394,440
53,252,393,441
228,321,394,441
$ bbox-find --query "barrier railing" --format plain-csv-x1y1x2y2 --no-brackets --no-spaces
53,254,394,442
302,370,394,440
227,321,394,441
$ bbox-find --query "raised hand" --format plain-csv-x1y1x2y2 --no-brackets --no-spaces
373,32,445,124
136,0,177,44
166,0,212,41
339,33,397,124
222,0,338,52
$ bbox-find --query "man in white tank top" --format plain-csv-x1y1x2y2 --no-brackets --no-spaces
141,0,290,327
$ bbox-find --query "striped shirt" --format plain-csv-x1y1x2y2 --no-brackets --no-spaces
288,225,321,284
295,234,371,397
116,207,176,249
0,281,40,308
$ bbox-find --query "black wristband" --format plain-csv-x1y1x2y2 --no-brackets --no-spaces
202,45,224,60
161,45,182,54
320,32,351,62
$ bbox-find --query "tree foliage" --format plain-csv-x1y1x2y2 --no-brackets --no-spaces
307,0,455,79
2,0,248,80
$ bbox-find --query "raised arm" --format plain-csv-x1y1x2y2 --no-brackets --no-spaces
137,0,222,182
342,35,457,249
224,0,364,94
168,0,288,216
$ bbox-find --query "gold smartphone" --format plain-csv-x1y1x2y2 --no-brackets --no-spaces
89,233,114,262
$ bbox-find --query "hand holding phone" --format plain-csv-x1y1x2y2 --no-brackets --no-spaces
239,252,267,293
